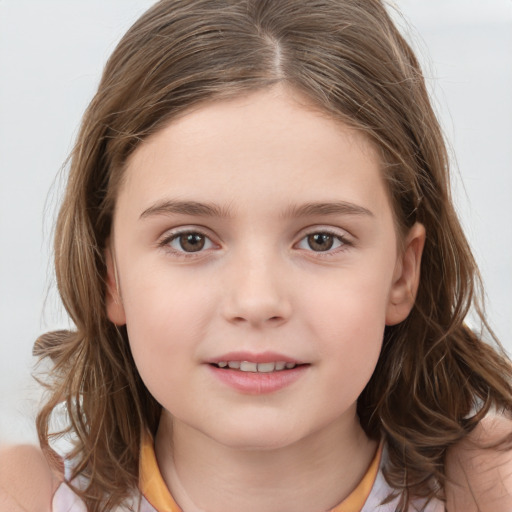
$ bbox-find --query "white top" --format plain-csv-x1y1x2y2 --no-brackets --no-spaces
52,444,445,511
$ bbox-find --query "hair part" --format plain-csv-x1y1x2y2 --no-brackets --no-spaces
35,1,512,510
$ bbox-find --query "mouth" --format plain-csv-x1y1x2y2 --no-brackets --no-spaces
207,358,309,394
210,361,304,373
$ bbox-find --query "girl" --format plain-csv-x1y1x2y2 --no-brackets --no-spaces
1,0,511,511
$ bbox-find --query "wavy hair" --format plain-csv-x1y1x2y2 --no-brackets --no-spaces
35,1,512,510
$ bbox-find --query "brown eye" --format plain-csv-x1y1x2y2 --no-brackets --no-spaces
296,231,349,254
178,233,205,252
166,231,214,253
307,233,335,252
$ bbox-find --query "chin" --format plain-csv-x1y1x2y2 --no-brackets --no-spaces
205,419,307,452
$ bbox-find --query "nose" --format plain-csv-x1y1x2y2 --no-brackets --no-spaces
221,249,292,328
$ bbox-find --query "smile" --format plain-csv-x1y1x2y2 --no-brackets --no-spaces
208,361,309,394
213,361,298,372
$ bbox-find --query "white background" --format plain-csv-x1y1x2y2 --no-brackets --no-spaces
1,0,511,444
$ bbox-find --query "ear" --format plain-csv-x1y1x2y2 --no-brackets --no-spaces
105,247,126,325
386,222,426,326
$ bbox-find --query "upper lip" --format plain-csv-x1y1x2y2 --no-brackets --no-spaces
206,351,305,365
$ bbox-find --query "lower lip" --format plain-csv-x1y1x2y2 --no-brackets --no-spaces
207,365,309,394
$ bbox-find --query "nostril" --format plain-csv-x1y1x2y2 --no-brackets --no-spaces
222,295,292,326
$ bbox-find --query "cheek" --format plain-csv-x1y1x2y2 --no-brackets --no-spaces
119,267,216,380
303,262,392,338
301,265,392,389
122,263,214,329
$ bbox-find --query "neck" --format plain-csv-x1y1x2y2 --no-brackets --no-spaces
155,410,377,512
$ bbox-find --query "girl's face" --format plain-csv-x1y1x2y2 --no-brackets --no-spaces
107,86,424,450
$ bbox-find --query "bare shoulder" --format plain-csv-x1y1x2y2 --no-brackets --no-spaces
446,413,512,512
0,443,61,512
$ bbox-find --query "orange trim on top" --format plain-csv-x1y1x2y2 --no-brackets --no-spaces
139,432,382,512
330,441,383,512
139,432,182,512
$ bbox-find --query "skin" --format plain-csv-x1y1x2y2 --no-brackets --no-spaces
105,85,425,512
446,413,512,511
0,444,60,511
1,86,510,512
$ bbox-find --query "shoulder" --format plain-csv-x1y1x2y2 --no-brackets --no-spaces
0,443,62,512
446,412,512,512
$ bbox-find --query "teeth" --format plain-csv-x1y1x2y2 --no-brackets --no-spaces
240,361,258,372
256,362,275,373
216,361,298,372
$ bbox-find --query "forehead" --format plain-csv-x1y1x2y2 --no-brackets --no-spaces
119,86,389,218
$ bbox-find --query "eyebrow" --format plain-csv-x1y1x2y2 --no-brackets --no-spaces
282,201,374,219
140,200,234,219
139,199,374,220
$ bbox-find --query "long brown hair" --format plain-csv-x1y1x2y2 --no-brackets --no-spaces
35,1,512,510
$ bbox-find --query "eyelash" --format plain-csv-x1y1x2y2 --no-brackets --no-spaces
158,229,216,259
295,230,352,256
158,228,353,258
